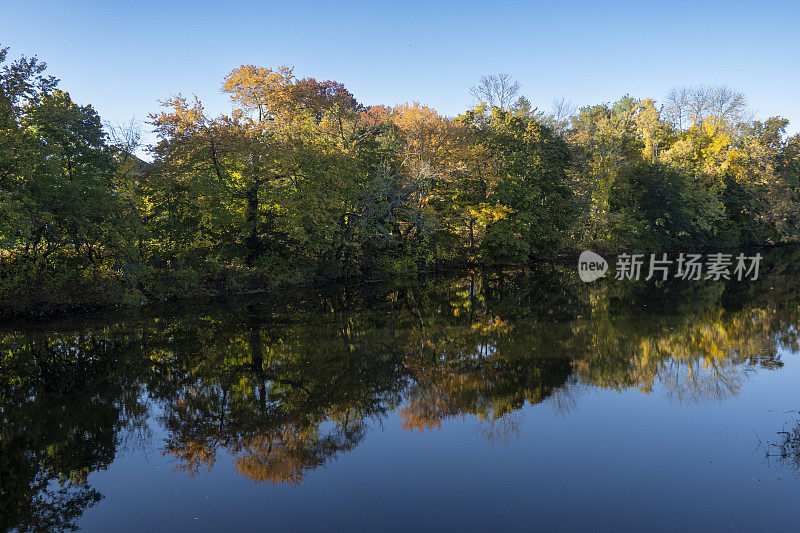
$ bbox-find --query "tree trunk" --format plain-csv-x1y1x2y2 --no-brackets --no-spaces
469,218,475,249
245,180,260,265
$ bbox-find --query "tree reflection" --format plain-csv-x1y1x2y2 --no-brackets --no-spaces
1,252,799,529
0,330,148,531
233,421,366,484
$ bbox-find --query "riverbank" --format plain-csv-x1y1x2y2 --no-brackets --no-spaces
4,243,799,322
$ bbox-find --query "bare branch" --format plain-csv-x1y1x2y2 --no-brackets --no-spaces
469,73,520,111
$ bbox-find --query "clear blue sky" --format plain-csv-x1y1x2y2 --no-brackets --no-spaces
3,0,799,151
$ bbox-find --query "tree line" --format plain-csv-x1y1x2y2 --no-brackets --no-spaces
2,47,799,315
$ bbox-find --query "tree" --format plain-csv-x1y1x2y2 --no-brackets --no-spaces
465,108,575,262
1,49,119,268
4,46,800,315
0,47,130,314
779,133,800,190
546,96,576,135
664,86,690,132
469,73,521,111
569,95,727,250
684,85,747,133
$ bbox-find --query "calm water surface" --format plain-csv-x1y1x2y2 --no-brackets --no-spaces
3,251,800,531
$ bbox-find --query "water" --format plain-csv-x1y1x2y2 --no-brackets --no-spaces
3,250,800,531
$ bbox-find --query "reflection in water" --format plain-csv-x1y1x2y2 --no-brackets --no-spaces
768,415,800,472
1,248,799,530
0,331,149,531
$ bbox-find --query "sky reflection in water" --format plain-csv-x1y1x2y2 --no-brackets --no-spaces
3,250,800,531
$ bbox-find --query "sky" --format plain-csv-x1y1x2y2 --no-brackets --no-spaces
2,0,799,153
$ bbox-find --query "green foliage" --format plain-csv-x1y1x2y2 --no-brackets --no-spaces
0,47,136,315
1,50,799,315
569,94,799,251
475,109,575,262
607,162,727,249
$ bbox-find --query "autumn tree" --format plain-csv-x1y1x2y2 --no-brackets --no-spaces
3,46,800,314
463,107,575,262
570,96,729,249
